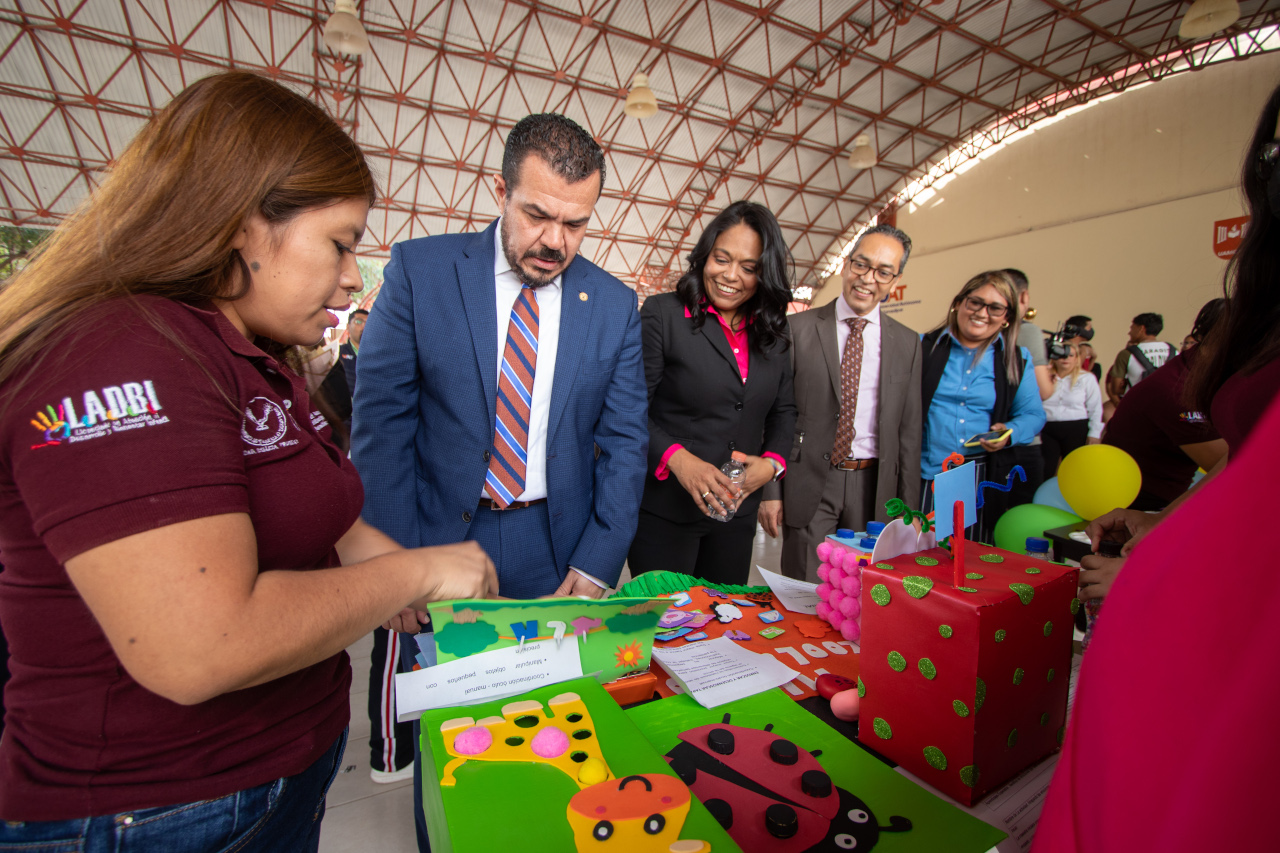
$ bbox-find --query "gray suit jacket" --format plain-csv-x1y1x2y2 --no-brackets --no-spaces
762,299,922,526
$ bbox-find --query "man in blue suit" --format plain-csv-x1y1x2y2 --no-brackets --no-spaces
351,113,648,849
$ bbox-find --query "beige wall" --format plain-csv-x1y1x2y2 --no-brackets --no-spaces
808,51,1279,368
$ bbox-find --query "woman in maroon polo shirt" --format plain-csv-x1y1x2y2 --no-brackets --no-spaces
0,73,496,850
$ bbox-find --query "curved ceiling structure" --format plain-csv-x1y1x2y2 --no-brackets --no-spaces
1,0,1278,297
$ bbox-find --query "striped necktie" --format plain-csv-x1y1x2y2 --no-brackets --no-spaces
486,286,539,508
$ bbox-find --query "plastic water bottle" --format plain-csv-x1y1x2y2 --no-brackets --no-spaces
1025,537,1051,560
1081,540,1120,650
709,458,745,522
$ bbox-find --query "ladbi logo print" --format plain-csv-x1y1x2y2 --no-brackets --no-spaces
30,381,167,449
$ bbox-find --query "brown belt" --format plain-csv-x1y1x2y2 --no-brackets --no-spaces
478,497,547,510
834,458,878,471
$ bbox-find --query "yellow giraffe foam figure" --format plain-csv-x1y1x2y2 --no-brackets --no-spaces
439,692,612,789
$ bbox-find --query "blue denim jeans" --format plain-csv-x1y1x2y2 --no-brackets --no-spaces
0,729,347,852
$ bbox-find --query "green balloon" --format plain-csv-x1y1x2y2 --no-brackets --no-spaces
993,504,1083,554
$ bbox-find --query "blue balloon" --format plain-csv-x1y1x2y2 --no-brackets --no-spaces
1033,476,1075,513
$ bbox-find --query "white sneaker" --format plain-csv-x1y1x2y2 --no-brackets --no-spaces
369,765,414,784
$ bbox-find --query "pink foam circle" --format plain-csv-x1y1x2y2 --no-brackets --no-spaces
530,726,570,759
816,602,833,622
844,596,862,618
828,589,845,610
452,726,493,756
816,564,830,582
815,583,832,600
828,566,846,586
816,541,833,562
828,549,846,570
843,574,862,596
840,619,861,642
831,690,861,722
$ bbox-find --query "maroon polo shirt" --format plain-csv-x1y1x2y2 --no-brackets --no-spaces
1103,352,1219,505
0,296,360,820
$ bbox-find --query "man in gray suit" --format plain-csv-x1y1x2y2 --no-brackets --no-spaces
759,225,922,581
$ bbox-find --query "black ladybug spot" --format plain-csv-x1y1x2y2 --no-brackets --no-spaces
504,736,525,747
514,715,540,728
765,803,799,839
570,752,588,763
769,738,799,766
707,728,735,755
572,729,593,740
566,713,583,723
644,814,666,835
704,798,733,830
593,820,613,840
801,769,833,799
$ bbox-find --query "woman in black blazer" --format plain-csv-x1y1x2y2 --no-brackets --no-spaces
628,201,797,584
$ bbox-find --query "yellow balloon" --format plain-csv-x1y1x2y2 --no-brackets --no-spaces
1056,444,1142,520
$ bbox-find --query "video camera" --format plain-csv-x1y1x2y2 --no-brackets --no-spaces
1045,321,1089,361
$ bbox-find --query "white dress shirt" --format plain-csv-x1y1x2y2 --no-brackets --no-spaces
1043,371,1105,439
486,223,604,591
486,220,562,503
834,297,883,459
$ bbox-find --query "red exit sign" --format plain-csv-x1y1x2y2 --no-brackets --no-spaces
1214,215,1249,259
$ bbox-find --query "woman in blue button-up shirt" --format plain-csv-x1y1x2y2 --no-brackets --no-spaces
919,270,1046,539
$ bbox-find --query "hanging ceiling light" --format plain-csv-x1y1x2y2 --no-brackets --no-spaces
1178,0,1240,40
625,73,659,119
323,0,369,56
847,134,877,170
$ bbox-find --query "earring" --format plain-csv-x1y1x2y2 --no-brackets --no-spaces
1001,321,1010,329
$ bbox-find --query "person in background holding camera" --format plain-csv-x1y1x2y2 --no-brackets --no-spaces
1062,314,1102,380
1039,343,1103,477
920,270,1045,543
628,201,796,585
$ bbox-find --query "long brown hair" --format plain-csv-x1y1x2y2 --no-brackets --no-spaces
1191,79,1280,413
938,270,1023,384
0,71,376,392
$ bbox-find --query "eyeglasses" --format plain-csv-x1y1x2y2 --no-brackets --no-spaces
1258,140,1279,180
350,317,366,325
846,257,899,285
961,296,1009,318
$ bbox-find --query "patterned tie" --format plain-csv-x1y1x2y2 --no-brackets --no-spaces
486,286,539,507
832,317,869,464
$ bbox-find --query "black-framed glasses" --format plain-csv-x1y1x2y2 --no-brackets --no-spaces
1257,140,1280,180
846,257,899,285
962,295,1009,318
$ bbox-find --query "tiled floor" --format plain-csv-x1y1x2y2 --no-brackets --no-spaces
318,525,785,852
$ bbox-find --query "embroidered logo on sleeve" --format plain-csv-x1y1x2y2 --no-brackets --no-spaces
1178,410,1209,424
309,408,330,433
30,382,168,449
241,396,301,456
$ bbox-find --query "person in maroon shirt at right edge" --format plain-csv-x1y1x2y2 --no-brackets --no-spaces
0,72,495,851
1035,79,1280,853
1102,298,1227,511
1078,81,1280,598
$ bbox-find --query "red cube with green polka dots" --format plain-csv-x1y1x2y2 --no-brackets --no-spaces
856,545,1079,805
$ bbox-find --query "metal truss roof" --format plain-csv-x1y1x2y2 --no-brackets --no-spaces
2,0,1278,297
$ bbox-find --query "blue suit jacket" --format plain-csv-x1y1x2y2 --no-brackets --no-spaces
351,221,648,587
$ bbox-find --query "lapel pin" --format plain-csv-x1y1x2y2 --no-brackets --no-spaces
579,291,588,301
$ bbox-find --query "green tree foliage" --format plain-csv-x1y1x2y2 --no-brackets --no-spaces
0,225,51,281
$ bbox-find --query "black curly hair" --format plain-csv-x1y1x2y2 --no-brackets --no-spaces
674,200,794,353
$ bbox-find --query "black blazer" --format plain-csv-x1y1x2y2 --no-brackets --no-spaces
640,292,797,523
